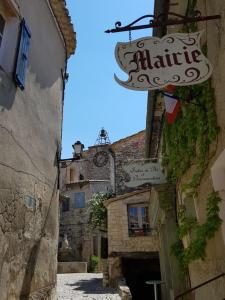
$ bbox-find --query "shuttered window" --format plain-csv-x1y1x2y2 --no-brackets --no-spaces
14,19,31,90
73,192,85,208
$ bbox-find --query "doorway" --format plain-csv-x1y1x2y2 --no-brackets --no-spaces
122,257,161,300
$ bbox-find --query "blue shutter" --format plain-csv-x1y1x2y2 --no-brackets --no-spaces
74,192,85,208
14,19,31,90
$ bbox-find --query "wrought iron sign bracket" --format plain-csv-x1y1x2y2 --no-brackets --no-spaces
105,12,220,34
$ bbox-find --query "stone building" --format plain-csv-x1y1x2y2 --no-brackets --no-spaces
105,189,159,297
145,0,225,299
104,131,162,299
59,134,114,265
59,131,148,269
0,1,75,299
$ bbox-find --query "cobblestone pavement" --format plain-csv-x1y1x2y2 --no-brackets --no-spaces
57,273,121,300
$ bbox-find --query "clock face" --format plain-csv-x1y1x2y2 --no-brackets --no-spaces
93,151,109,167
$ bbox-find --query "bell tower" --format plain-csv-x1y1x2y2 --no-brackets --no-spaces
95,127,111,145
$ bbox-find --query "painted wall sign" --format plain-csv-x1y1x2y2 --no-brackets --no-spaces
123,162,167,187
115,31,213,91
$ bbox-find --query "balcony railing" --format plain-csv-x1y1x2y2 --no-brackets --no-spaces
129,226,151,237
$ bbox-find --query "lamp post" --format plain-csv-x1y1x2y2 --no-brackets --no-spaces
72,141,84,159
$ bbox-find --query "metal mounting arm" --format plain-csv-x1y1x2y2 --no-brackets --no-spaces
105,12,220,33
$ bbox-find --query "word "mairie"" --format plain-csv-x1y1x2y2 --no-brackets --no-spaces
129,47,202,73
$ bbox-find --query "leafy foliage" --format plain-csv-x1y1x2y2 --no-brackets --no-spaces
162,0,222,272
89,255,100,272
171,192,222,272
88,192,112,230
162,80,219,188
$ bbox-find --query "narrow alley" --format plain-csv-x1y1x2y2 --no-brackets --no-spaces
57,273,121,300
1,1,225,300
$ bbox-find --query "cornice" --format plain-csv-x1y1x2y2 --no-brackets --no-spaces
49,0,76,57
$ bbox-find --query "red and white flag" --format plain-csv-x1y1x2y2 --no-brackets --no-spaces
164,85,180,124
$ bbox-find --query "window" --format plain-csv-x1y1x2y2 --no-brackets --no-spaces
14,19,31,90
73,192,85,208
0,14,5,47
62,198,70,212
128,204,150,236
79,173,84,180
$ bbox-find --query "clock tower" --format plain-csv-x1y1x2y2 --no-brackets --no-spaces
93,128,111,168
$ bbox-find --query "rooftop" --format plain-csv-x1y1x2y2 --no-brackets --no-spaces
49,0,76,57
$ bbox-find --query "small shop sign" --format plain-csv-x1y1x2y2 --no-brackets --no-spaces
115,31,213,91
123,161,166,187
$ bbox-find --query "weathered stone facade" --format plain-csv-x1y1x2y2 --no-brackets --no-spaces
110,131,145,195
105,189,159,286
106,190,158,254
59,143,112,265
59,131,146,266
99,131,161,291
0,1,75,299
147,1,225,299
59,180,110,262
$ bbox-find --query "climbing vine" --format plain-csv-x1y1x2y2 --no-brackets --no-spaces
161,0,222,272
162,79,219,187
171,192,222,272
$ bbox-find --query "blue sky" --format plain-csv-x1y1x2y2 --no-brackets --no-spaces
62,1,154,158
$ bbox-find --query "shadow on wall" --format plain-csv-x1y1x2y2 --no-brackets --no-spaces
19,244,39,300
0,68,17,110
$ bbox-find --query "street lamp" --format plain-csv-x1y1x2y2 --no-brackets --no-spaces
72,141,84,159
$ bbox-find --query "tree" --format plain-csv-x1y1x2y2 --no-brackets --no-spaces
88,192,111,230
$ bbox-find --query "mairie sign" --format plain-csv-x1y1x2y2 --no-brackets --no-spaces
123,161,167,187
115,31,213,91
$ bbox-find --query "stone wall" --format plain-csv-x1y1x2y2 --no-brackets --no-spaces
60,144,114,191
149,185,186,299
110,131,145,195
59,181,110,262
84,145,112,181
106,190,158,254
105,189,159,286
0,1,74,299
59,131,146,267
57,262,87,274
159,1,225,299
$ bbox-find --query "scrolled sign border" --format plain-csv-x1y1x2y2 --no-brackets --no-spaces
114,31,213,91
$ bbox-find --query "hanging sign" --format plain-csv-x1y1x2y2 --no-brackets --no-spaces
123,161,167,187
115,31,213,91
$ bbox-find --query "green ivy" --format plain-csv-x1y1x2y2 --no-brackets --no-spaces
89,255,100,272
162,0,222,272
171,192,222,272
162,80,219,187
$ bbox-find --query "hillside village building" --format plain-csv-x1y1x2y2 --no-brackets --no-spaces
59,130,164,297
105,188,160,299
59,131,148,261
144,0,225,299
0,0,75,299
59,138,113,263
